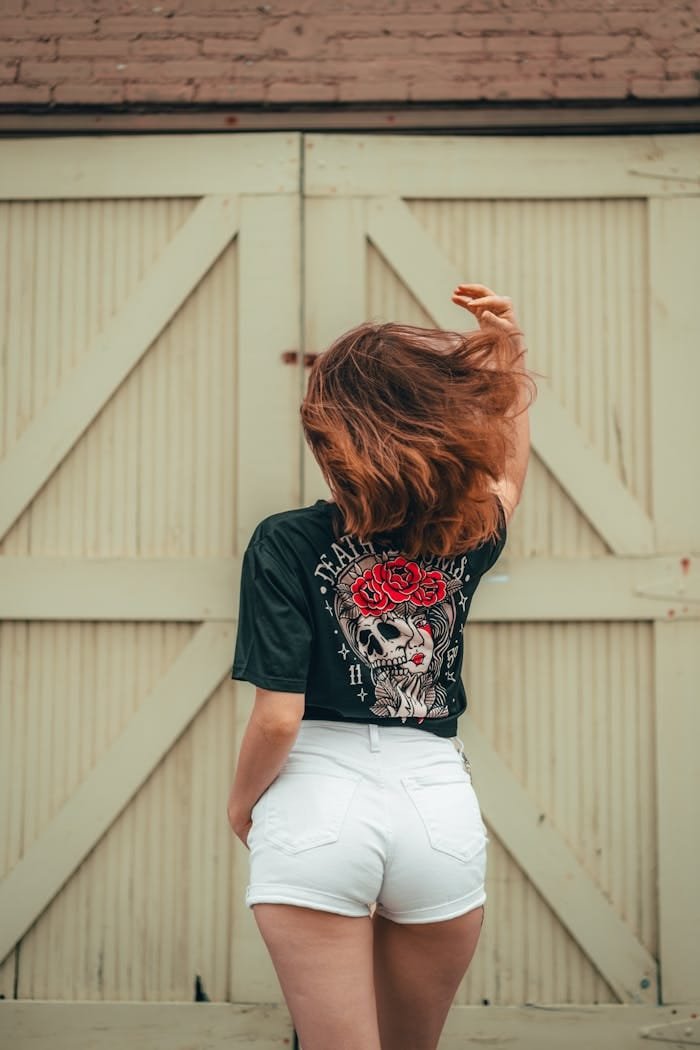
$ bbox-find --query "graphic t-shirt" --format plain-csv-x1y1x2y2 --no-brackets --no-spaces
231,499,506,739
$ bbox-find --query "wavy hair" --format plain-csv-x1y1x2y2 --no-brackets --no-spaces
301,322,533,558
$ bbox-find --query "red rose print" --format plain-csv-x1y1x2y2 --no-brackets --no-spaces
413,570,447,607
351,572,394,615
350,562,447,613
372,557,422,603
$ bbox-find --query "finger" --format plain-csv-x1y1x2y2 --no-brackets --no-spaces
479,309,513,330
451,294,480,312
466,295,513,310
453,283,496,297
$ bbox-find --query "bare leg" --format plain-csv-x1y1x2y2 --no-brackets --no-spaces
253,904,381,1050
372,905,484,1050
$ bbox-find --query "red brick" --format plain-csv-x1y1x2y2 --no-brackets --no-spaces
631,76,700,97
319,14,416,36
53,80,124,103
93,57,235,80
0,60,18,81
337,77,412,102
96,16,175,37
0,81,52,101
0,0,25,13
123,80,196,102
538,12,606,33
666,54,700,75
483,77,556,100
450,11,554,34
367,13,457,34
163,15,261,36
331,35,422,58
560,34,633,57
127,37,201,58
0,38,56,58
592,54,665,77
602,12,645,33
0,16,97,37
485,35,559,55
24,0,110,10
459,59,522,78
266,79,338,102
20,59,92,81
200,38,267,58
552,76,629,98
408,76,484,101
59,37,126,58
401,0,495,8
547,56,594,75
410,37,487,58
636,12,698,39
257,17,327,58
194,77,262,102
668,30,700,51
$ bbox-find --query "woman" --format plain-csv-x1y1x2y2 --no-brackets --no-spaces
227,282,533,1050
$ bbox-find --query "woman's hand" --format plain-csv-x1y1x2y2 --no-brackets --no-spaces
227,801,252,849
451,282,522,339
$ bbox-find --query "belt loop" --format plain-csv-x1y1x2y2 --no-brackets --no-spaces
369,724,381,752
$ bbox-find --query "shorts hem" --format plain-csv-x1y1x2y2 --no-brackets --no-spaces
376,888,486,925
246,882,369,918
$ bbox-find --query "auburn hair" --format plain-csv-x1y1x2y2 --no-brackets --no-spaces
300,322,533,558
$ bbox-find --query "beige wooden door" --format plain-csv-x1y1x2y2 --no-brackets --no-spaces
0,134,302,1035
303,134,700,1042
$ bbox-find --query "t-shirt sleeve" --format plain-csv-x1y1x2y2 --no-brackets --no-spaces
231,539,312,693
472,498,508,576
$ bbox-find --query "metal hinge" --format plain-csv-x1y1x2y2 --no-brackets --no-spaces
641,1018,700,1044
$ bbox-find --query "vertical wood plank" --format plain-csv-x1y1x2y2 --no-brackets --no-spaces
649,196,700,1003
231,188,302,1003
302,196,367,505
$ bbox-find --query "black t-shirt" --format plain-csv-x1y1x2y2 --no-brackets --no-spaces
231,499,506,738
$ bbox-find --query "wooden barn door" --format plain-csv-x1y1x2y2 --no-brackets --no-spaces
303,134,700,1046
0,134,302,1043
1,131,698,1049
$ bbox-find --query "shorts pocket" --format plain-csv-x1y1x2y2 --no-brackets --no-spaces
262,770,362,855
401,770,487,863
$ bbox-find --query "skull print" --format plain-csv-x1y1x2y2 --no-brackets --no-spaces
335,553,460,722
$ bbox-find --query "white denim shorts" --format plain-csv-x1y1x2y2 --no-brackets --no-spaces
246,720,488,924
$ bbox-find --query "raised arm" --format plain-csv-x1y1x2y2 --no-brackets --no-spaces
451,282,531,523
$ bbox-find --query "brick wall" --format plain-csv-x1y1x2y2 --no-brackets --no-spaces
0,0,698,108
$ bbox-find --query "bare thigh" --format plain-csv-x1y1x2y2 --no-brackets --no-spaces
253,904,381,1050
372,905,485,1050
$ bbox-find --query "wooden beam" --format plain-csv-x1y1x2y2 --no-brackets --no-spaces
529,391,655,555
366,196,655,555
1,555,697,621
0,1002,293,1049
1,103,699,135
0,133,300,199
305,133,700,199
232,193,302,1002
0,195,239,542
466,719,658,1004
0,557,240,621
0,622,236,967
2,1001,696,1050
235,194,303,553
649,196,700,1004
